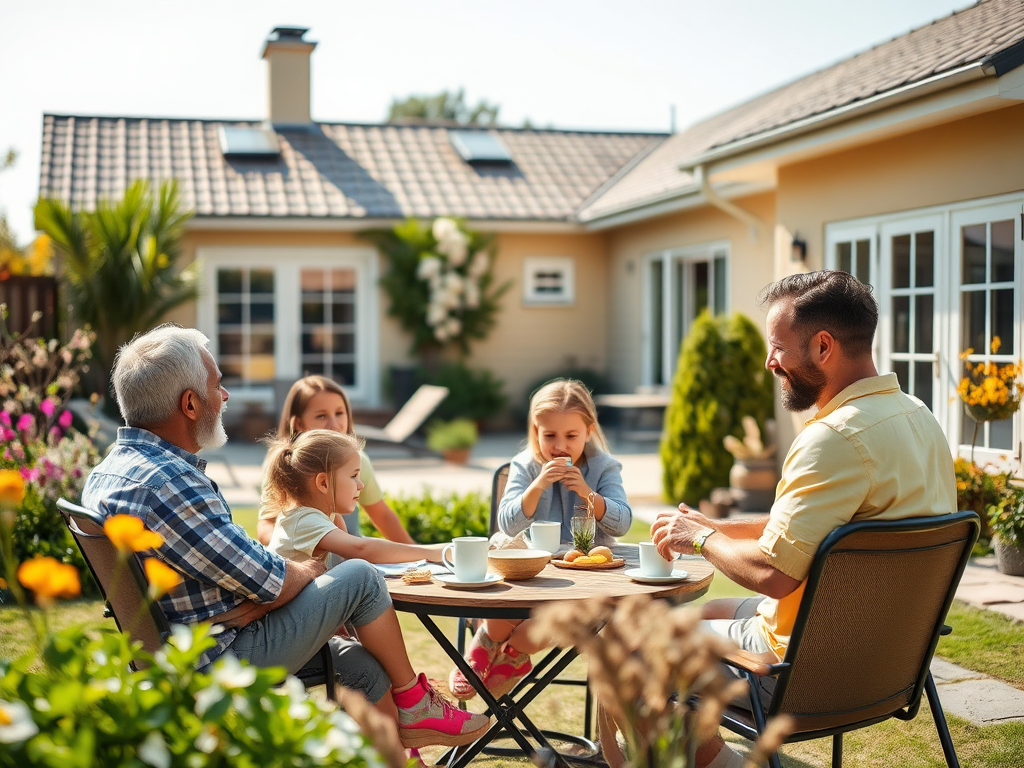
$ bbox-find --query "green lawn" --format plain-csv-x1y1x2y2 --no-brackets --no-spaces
2,514,1020,766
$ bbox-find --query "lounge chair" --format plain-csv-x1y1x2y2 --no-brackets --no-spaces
57,498,336,698
716,510,980,768
356,384,449,455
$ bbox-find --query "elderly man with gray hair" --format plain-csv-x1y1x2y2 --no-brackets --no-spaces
82,324,396,717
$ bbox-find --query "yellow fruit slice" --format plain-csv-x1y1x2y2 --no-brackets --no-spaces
574,556,596,565
588,554,609,564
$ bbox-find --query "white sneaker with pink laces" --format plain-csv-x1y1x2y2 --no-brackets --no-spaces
394,673,490,748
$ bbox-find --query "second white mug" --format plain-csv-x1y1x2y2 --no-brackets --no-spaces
638,541,676,577
528,521,561,553
441,536,490,582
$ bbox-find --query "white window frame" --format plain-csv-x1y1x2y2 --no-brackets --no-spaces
522,256,575,306
195,246,380,407
825,192,1024,466
641,241,730,387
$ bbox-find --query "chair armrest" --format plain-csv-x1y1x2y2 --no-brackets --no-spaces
940,624,952,636
722,649,790,678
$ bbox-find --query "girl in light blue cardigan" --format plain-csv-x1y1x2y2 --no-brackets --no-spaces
449,379,632,701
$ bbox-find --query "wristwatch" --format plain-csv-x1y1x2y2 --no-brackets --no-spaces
692,528,717,556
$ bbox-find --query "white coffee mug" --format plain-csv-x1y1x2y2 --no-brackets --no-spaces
638,541,676,577
441,537,490,582
528,521,561,554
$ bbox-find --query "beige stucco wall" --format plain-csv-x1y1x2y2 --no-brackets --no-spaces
603,192,777,392
175,227,609,413
777,102,1024,272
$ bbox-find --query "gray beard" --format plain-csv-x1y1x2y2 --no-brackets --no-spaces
197,404,228,451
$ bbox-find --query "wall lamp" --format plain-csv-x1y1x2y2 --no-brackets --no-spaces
791,235,808,263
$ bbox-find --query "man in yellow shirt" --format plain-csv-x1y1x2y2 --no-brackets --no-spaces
651,270,956,768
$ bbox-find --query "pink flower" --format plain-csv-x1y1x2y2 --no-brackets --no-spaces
20,466,40,483
40,399,55,417
49,427,63,442
16,414,33,432
0,411,10,427
58,410,73,429
0,427,15,442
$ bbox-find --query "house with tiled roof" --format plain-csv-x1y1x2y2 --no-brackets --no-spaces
38,1,1024,462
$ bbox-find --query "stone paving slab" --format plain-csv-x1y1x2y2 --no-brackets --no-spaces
934,678,1024,724
930,658,986,683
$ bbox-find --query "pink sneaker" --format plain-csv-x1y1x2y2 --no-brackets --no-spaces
448,626,500,701
484,643,532,699
394,673,490,748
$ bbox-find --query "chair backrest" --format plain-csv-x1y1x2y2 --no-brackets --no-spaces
56,498,170,656
382,384,449,443
489,462,511,535
769,510,980,735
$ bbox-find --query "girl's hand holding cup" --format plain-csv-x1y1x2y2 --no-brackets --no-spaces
536,456,572,489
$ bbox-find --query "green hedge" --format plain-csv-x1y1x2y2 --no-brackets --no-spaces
361,490,490,543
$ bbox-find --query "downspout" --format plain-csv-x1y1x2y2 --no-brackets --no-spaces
695,164,763,242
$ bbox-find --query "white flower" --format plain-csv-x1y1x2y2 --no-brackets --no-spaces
432,217,459,243
440,232,469,266
426,302,448,327
468,251,490,278
194,726,220,754
169,623,193,651
0,700,38,744
443,271,464,295
434,325,450,342
211,654,257,690
416,255,443,281
443,317,462,338
194,685,225,716
138,731,171,768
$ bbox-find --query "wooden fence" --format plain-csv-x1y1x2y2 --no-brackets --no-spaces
0,276,59,338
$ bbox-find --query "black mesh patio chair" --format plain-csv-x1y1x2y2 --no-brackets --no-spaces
716,510,980,768
57,498,336,699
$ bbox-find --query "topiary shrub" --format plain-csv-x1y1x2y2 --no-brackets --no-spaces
661,311,774,506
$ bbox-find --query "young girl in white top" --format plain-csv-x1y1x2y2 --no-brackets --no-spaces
257,375,417,547
262,429,487,748
449,379,632,701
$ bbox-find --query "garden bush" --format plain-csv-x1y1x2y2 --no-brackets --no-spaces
363,490,490,543
661,311,774,506
419,361,507,422
518,367,612,425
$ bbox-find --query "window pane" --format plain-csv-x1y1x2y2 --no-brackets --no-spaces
915,294,933,351
674,261,685,350
713,257,727,314
331,269,356,293
992,219,1015,283
892,234,910,289
251,269,275,294
961,291,986,353
694,262,709,315
962,224,986,284
333,300,355,325
218,302,243,324
333,362,356,386
302,301,324,323
245,355,275,380
218,332,242,356
892,360,909,392
332,332,355,354
250,300,275,323
302,329,327,354
856,240,870,283
913,361,933,411
990,417,1013,450
837,242,852,274
303,361,325,376
992,289,1014,349
892,295,910,353
650,260,663,386
915,231,934,287
301,269,325,292
217,269,242,294
220,359,243,378
250,332,274,355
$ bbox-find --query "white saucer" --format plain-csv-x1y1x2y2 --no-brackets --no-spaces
624,567,689,584
434,573,504,589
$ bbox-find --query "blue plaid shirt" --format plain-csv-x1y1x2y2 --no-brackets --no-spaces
82,428,287,667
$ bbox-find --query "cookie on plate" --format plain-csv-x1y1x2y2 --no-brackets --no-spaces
401,567,434,585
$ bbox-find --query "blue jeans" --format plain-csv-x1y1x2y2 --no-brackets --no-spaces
226,559,392,702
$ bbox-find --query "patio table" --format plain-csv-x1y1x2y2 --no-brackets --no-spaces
386,545,714,767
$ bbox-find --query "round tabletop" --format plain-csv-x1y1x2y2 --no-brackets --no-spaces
386,545,714,620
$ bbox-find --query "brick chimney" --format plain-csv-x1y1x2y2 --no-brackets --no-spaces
262,27,317,126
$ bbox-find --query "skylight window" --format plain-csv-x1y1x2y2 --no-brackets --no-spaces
219,126,281,157
450,131,513,164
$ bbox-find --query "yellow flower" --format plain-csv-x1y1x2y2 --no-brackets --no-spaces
144,558,182,599
17,556,81,603
991,336,1002,354
103,515,164,554
0,470,25,508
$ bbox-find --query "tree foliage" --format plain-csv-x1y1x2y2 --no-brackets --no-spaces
661,311,775,506
33,180,197,391
387,88,500,125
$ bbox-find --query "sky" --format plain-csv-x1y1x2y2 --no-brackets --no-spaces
0,0,977,244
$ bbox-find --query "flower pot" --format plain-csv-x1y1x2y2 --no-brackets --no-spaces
729,459,777,512
994,536,1024,576
442,447,472,465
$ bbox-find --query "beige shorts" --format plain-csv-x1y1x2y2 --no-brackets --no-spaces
703,596,777,708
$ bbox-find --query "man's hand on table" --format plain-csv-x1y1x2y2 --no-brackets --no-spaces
650,505,714,560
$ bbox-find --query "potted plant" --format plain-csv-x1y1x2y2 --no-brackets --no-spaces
426,418,478,464
723,416,777,512
989,482,1024,576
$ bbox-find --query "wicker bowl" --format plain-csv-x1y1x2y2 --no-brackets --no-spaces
487,549,550,580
